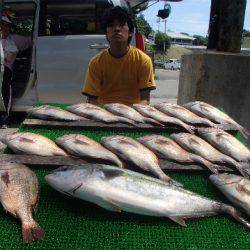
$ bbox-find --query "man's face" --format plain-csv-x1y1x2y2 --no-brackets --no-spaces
1,22,11,38
106,20,132,44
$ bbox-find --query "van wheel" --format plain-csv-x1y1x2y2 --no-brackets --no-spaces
171,66,174,70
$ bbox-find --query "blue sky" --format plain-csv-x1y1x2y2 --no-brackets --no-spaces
141,0,250,36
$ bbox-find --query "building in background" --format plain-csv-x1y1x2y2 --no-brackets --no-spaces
166,31,195,45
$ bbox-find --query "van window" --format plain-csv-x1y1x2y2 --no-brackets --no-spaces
39,0,113,36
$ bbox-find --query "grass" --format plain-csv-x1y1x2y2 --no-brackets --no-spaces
242,37,250,48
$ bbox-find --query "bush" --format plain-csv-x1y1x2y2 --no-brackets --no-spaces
154,32,171,52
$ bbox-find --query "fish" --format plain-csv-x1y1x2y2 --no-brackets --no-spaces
101,135,182,186
154,103,216,127
0,132,67,156
0,162,44,243
104,103,163,126
45,164,250,229
170,133,246,176
26,105,84,121
66,103,136,126
132,104,194,133
210,173,250,216
138,134,221,174
56,134,124,168
183,101,249,139
197,128,250,177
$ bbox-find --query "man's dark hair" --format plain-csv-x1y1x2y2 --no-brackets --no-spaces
102,6,135,44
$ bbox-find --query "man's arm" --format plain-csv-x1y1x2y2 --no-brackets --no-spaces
139,89,151,105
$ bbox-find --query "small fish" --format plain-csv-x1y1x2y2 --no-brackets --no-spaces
45,164,250,229
154,103,216,127
0,162,44,243
26,105,84,121
133,104,194,133
210,173,250,216
101,135,182,186
184,101,249,139
67,103,136,126
56,134,124,168
0,132,67,156
138,134,220,174
170,133,245,174
104,103,163,126
198,128,250,177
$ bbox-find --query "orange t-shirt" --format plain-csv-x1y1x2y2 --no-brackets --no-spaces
82,46,156,105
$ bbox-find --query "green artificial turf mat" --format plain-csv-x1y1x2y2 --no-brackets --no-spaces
0,103,249,249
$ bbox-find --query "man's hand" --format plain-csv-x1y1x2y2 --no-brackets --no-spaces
139,89,151,105
87,96,98,105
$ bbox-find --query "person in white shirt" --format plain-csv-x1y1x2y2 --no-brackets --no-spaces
1,15,32,128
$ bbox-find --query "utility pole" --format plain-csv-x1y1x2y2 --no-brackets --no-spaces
163,19,167,62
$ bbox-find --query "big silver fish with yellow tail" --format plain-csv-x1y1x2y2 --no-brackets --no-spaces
0,162,44,243
210,174,250,216
45,164,250,229
101,135,182,186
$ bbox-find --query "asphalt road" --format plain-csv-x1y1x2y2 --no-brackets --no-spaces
0,69,179,152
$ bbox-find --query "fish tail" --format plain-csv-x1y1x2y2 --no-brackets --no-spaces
159,173,183,187
183,124,195,134
239,127,249,139
218,204,250,229
22,220,45,244
235,163,250,178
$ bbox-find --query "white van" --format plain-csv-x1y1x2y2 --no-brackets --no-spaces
164,59,181,70
0,0,147,112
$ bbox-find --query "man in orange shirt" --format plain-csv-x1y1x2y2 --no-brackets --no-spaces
82,6,156,106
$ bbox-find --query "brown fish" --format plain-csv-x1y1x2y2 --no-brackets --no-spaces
0,162,44,243
184,101,249,139
26,105,84,121
132,104,194,133
138,134,220,174
171,133,246,176
104,103,163,126
67,103,136,126
56,134,124,168
101,135,182,186
154,103,216,127
0,132,67,156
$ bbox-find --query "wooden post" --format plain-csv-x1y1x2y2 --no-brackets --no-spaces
207,0,221,49
217,0,247,53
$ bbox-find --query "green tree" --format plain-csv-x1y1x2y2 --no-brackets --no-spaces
154,32,171,52
193,35,208,46
243,29,250,37
135,14,152,38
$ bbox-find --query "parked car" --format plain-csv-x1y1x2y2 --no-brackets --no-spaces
0,0,146,112
164,59,181,70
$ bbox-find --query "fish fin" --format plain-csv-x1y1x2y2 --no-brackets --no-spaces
102,168,123,180
1,201,18,218
235,163,250,178
22,220,45,244
74,139,90,146
99,198,122,213
117,139,138,148
169,216,187,227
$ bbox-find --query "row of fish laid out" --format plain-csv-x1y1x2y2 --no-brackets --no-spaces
27,101,249,138
1,129,249,181
1,162,249,245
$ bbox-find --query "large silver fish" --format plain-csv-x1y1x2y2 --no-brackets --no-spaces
101,135,182,186
210,174,250,216
138,134,220,174
56,134,123,168
67,103,136,126
0,162,44,243
0,132,67,156
184,101,249,138
170,133,245,175
45,164,250,228
104,103,163,126
132,104,194,133
198,128,250,177
154,103,215,127
26,105,84,121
